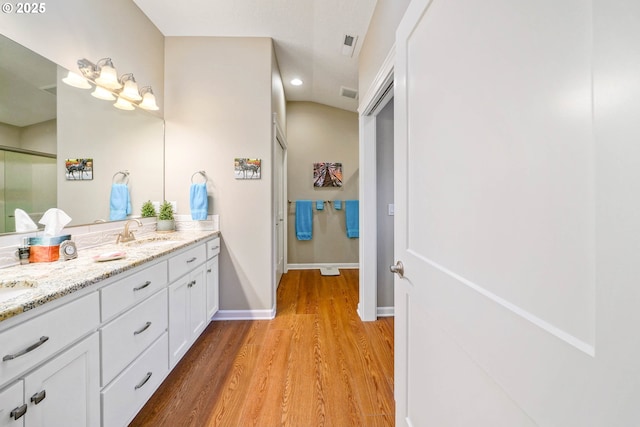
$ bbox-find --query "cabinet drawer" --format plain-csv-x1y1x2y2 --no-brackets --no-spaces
168,244,206,282
101,333,168,427
0,293,99,386
206,237,220,259
100,289,167,387
101,261,168,322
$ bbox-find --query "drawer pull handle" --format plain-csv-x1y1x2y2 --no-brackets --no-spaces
187,280,196,288
30,390,46,405
133,281,152,291
207,269,212,273
186,257,197,263
211,246,220,250
133,321,152,335
10,404,27,420
135,372,153,390
3,336,49,361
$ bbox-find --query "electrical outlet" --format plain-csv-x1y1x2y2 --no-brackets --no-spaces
169,201,178,213
152,201,161,212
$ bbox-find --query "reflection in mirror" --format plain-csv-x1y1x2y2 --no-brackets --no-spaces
0,33,164,234
0,35,57,234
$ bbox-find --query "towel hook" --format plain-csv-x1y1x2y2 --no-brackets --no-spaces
112,170,129,184
191,170,207,183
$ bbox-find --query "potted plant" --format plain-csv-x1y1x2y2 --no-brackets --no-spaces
141,200,157,218
157,200,175,232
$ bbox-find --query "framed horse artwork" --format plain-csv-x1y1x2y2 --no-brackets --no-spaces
65,158,94,180
234,158,261,180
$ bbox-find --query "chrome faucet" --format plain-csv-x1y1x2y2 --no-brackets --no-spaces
116,219,142,243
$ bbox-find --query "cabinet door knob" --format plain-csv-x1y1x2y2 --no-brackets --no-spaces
10,404,27,420
30,390,46,405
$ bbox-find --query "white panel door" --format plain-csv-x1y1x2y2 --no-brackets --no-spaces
395,0,640,425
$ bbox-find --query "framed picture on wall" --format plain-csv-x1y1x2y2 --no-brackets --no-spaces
65,158,93,180
313,162,342,187
235,158,261,179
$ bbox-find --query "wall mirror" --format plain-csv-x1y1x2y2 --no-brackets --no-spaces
0,33,164,234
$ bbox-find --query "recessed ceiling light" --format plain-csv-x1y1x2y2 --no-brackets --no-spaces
291,78,303,86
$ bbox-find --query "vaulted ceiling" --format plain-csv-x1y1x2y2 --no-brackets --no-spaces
133,0,378,112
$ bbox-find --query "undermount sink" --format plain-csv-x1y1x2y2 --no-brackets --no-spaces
124,235,182,247
0,280,37,304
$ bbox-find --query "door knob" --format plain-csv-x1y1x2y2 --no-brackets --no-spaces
390,261,404,278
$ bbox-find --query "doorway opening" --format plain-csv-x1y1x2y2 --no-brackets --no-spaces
358,50,394,321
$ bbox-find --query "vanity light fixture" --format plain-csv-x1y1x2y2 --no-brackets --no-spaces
94,58,122,90
138,86,159,111
61,71,91,89
91,85,116,101
73,58,160,111
119,73,142,101
114,95,135,110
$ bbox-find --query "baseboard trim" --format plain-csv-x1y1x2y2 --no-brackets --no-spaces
287,263,359,270
377,306,394,317
212,308,276,321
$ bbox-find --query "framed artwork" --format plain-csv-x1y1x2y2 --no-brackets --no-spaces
65,158,93,180
313,162,342,187
235,158,261,179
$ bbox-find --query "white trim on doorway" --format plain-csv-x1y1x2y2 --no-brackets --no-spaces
357,45,395,322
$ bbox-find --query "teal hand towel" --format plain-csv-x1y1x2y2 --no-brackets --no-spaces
316,200,324,210
345,200,359,238
190,182,208,220
334,200,342,210
296,200,313,240
109,183,131,221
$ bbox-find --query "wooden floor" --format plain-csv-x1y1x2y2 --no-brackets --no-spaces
130,269,394,427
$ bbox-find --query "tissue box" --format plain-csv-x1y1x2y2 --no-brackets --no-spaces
28,235,71,263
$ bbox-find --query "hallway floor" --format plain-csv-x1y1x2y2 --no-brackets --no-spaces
130,269,394,426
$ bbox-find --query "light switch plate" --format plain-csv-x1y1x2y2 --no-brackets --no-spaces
388,204,395,216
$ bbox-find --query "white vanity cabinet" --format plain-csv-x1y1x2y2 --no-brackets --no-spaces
23,333,100,427
168,242,208,368
205,237,220,320
168,264,206,368
99,261,170,426
0,293,100,427
0,232,220,427
0,381,24,426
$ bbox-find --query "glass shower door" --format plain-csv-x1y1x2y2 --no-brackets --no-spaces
3,151,56,233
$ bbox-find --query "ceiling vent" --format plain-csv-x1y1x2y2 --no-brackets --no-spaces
341,34,358,57
340,86,358,100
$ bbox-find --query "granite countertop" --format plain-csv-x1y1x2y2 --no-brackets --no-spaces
0,230,219,323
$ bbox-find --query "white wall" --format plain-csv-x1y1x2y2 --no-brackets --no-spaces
0,120,55,154
164,37,281,313
358,0,410,99
286,102,359,265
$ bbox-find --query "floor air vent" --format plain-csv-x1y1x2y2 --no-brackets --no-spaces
320,266,340,276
